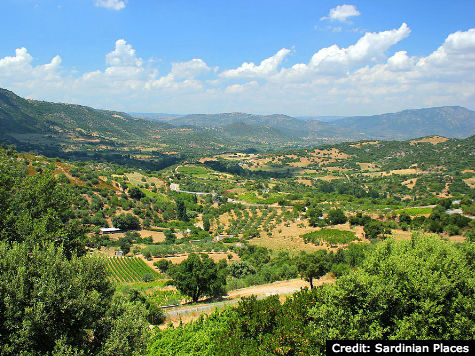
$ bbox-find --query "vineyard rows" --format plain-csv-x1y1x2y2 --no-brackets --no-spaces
105,256,160,283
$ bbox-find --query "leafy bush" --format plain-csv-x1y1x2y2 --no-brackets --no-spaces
112,213,140,230
148,235,475,355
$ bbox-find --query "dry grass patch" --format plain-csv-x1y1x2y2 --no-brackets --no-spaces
464,177,475,189
139,230,166,243
297,179,313,186
357,162,378,171
402,178,418,190
350,141,380,148
151,252,239,265
125,172,166,188
390,168,419,175
315,175,341,182
410,136,449,145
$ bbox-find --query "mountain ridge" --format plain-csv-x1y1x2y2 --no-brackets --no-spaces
1,88,474,154
155,106,474,140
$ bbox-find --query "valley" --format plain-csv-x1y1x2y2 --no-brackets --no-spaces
1,89,474,354
2,2,475,354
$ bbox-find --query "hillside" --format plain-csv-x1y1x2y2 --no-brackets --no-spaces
0,87,167,139
1,88,474,170
151,106,475,141
332,106,475,139
216,121,294,143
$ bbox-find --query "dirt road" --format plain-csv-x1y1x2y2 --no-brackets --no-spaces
163,275,334,326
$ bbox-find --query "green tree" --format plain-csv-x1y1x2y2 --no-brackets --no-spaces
176,200,189,221
0,242,150,356
112,213,140,230
154,259,172,273
0,158,85,258
228,260,256,279
169,253,227,302
128,186,145,200
326,208,347,225
297,250,330,289
398,212,412,225
309,234,475,342
118,237,132,255
363,220,385,239
307,207,323,227
164,229,177,244
202,215,211,231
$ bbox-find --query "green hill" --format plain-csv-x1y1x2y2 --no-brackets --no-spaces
0,87,167,140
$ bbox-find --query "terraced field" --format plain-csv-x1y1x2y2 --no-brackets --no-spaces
105,256,161,283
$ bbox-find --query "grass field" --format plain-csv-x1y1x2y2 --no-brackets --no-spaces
237,192,287,204
301,229,357,245
394,207,433,216
177,165,212,177
105,256,161,283
126,183,170,202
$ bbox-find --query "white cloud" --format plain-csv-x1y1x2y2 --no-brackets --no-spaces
0,28,473,115
0,47,33,73
387,51,414,71
0,47,62,82
416,28,475,72
344,23,410,63
170,59,211,79
275,23,410,81
220,48,291,79
225,81,259,94
94,0,125,11
106,39,142,67
321,4,360,22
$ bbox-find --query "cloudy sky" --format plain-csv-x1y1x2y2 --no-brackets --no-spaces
0,0,474,116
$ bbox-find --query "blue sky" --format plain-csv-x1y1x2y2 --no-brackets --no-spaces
0,0,474,115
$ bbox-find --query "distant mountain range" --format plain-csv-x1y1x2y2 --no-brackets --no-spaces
1,87,474,157
332,106,475,139
137,106,474,140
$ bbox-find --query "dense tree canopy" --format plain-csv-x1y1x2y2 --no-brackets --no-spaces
0,242,150,356
0,156,85,258
112,213,140,231
149,235,475,355
309,234,475,342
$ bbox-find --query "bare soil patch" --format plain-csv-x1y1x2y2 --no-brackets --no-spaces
162,275,335,327
226,278,314,299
